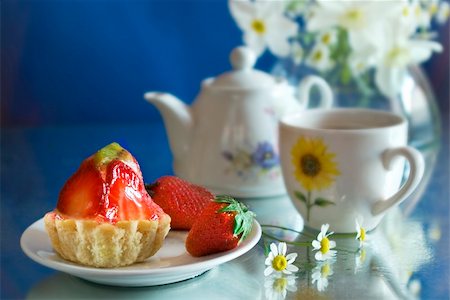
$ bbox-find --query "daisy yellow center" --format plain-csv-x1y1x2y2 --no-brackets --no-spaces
359,228,366,241
429,4,438,15
346,9,362,22
320,237,330,254
359,248,366,262
321,263,331,278
415,6,422,17
402,7,410,17
321,33,331,45
341,8,366,29
264,152,273,160
273,277,288,292
356,62,365,72
386,47,410,67
272,255,288,271
251,19,266,35
301,154,321,177
312,50,323,62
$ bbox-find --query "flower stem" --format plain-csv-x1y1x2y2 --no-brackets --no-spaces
306,190,312,221
262,232,312,247
260,224,315,239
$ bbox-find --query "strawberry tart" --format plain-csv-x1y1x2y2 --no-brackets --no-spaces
44,142,171,268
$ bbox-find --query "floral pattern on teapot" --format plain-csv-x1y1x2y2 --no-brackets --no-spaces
223,140,281,180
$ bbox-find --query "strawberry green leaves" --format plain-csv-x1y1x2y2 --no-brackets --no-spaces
215,195,256,243
93,142,124,166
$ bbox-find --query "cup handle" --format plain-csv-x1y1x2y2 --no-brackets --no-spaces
298,75,333,109
371,146,424,216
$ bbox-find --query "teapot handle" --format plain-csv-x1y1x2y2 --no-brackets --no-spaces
298,75,333,109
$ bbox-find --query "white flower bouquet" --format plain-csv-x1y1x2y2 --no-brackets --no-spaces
229,0,449,100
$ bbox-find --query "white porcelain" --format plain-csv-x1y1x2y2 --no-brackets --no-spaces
279,108,424,233
21,218,261,287
144,46,333,198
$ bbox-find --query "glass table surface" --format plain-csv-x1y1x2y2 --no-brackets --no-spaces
1,120,448,300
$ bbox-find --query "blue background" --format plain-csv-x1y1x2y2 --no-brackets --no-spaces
1,2,449,299
1,0,449,127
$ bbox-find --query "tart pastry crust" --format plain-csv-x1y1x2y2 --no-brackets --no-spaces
44,213,171,268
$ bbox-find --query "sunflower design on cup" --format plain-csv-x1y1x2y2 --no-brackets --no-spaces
291,136,340,221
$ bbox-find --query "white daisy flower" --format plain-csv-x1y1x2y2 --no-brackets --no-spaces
305,44,334,72
306,0,401,52
436,1,450,24
264,242,299,276
229,0,298,57
424,0,440,16
312,224,337,261
311,260,334,292
408,278,422,297
264,273,297,300
373,24,442,99
348,52,372,76
355,219,367,248
316,29,337,47
354,247,367,273
290,41,304,65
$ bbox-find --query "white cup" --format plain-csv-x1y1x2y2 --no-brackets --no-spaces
279,108,424,233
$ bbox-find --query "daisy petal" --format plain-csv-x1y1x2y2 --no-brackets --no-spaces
264,266,274,276
317,231,324,240
282,269,292,275
270,243,279,256
243,32,266,57
286,253,297,263
328,250,337,257
286,264,299,272
329,240,336,249
265,256,273,266
312,240,321,249
278,242,287,256
315,251,324,261
228,0,253,30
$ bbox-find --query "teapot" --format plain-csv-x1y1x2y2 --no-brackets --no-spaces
144,46,333,198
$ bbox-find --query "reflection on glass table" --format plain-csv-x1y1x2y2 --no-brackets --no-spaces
25,193,446,300
3,122,447,299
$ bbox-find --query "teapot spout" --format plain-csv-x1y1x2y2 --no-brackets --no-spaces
144,92,193,161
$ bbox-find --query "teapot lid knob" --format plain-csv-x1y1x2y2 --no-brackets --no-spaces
230,46,256,70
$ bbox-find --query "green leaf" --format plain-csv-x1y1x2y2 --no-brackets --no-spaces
233,213,244,235
214,195,236,204
314,198,336,207
239,211,255,241
93,142,124,166
215,195,255,243
294,190,307,203
340,64,353,85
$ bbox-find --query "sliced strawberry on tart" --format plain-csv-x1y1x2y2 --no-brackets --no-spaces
44,142,171,268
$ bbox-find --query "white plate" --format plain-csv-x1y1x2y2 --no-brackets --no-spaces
20,218,261,287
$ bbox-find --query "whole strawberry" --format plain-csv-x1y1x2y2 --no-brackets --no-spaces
185,195,255,257
146,176,214,230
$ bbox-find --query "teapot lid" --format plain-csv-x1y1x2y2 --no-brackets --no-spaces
208,46,278,89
